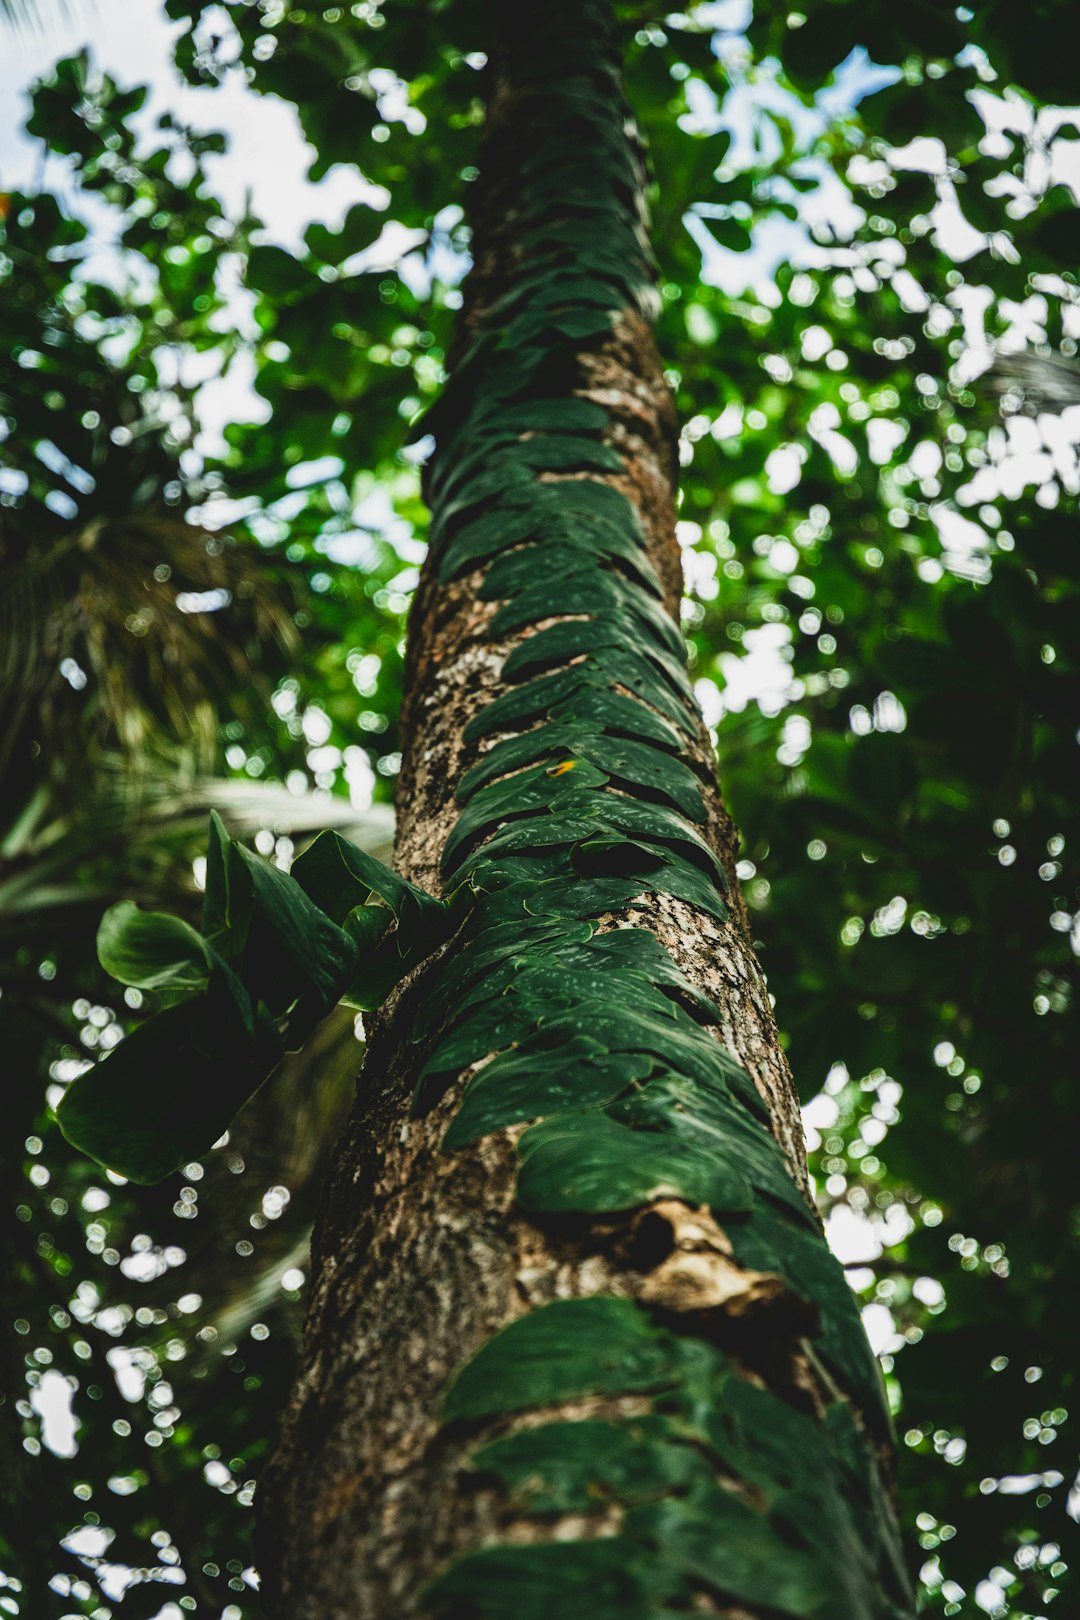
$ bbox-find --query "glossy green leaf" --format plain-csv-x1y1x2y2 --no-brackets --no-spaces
443,1296,681,1422
443,1041,652,1148
515,1109,754,1215
97,901,213,998
472,1417,704,1513
56,995,283,1184
428,1540,665,1620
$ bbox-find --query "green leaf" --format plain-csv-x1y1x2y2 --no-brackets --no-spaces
441,760,609,873
200,810,251,948
631,1483,827,1618
246,242,313,302
472,1417,704,1513
443,1296,681,1422
304,201,385,265
428,1540,666,1620
55,996,283,1184
428,1540,665,1620
495,397,610,435
97,901,213,999
292,828,444,932
233,840,358,1026
515,1110,754,1215
613,1076,803,1216
463,667,593,742
443,1041,652,1148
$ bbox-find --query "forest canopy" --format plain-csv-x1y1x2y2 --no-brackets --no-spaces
1,1,1078,1617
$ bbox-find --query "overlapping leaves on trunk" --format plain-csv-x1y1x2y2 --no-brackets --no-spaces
52,5,912,1612
437,1298,909,1620
411,5,912,1616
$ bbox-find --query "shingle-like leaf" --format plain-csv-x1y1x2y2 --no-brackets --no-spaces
443,1040,651,1148
443,1297,682,1422
515,1110,754,1215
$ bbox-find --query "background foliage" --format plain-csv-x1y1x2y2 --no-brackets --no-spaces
1,1,1077,1616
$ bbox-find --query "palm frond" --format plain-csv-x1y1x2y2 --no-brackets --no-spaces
196,780,394,857
0,771,395,954
0,0,41,25
0,508,302,787
0,0,75,32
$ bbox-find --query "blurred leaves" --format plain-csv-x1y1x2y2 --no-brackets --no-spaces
2,2,1080,1617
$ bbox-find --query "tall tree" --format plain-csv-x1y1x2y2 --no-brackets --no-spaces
8,0,1080,1614
255,5,911,1613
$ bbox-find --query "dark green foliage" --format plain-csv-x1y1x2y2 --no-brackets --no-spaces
747,0,1077,107
6,0,1080,1609
55,996,284,1186
442,1043,652,1147
57,817,452,1180
514,1109,755,1214
443,1297,680,1420
471,1415,702,1510
406,6,908,1614
429,1540,664,1620
96,903,218,1001
436,1296,910,1620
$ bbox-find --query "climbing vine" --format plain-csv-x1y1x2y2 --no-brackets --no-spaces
410,8,911,1613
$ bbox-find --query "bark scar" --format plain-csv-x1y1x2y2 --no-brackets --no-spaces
629,1199,816,1334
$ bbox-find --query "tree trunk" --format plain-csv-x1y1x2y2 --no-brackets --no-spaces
259,5,913,1615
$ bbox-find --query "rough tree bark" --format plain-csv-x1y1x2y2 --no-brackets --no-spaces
259,5,914,1616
